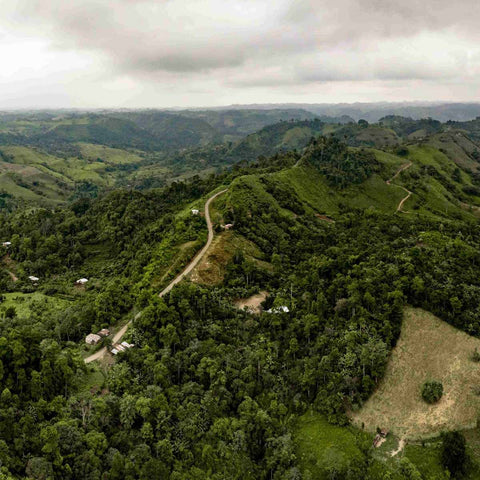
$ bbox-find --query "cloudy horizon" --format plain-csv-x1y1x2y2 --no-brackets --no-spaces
2,0,480,109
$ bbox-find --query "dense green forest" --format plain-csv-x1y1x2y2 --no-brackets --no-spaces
2,112,480,478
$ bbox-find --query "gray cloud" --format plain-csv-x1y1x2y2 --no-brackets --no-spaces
1,0,480,107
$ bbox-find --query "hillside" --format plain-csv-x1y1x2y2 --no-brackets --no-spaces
3,116,480,478
352,308,480,439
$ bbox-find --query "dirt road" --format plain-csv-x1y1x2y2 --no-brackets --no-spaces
386,162,413,213
85,188,228,364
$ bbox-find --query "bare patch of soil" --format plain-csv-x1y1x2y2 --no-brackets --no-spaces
234,291,268,314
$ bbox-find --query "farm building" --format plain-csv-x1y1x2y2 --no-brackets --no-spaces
111,341,134,355
85,333,102,345
267,306,290,314
76,278,88,285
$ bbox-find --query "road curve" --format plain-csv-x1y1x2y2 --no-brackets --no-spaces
386,162,413,213
85,188,228,364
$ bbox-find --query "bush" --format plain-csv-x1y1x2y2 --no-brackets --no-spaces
421,381,443,404
472,347,480,362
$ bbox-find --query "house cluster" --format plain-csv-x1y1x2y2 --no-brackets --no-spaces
85,328,110,346
111,341,134,355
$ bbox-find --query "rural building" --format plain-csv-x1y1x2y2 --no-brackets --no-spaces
28,276,39,282
224,223,234,230
267,306,290,314
85,333,102,345
76,278,88,285
2,242,11,247
111,341,134,355
191,209,200,215
98,328,110,337
373,429,389,448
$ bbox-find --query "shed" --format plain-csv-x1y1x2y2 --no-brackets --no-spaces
28,276,39,282
191,209,200,215
76,278,89,285
267,306,290,314
2,242,11,247
85,333,102,345
224,223,234,230
98,328,110,337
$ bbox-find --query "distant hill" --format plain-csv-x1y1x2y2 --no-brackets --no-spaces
200,102,480,123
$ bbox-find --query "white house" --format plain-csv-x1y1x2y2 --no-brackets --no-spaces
267,306,290,314
76,278,89,285
85,333,102,345
191,209,200,215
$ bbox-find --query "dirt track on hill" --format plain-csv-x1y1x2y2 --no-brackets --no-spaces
85,188,228,364
386,162,412,213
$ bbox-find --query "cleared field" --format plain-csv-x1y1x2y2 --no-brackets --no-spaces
234,291,268,313
1,292,70,318
352,307,480,439
295,411,369,479
190,231,268,286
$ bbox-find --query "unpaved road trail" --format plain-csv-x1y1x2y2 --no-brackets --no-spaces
396,186,412,213
7,271,18,282
85,188,228,364
390,438,406,457
386,162,412,213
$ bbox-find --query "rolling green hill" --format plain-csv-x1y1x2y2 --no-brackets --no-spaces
4,119,480,478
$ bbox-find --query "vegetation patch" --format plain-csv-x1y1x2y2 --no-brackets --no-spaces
0,292,70,318
352,308,480,439
190,231,266,286
422,381,444,404
294,411,370,479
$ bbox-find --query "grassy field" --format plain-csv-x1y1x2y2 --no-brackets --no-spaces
275,162,407,216
352,307,480,439
190,231,267,285
294,411,370,479
1,292,70,318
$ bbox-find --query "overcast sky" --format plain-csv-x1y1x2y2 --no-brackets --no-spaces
1,0,480,108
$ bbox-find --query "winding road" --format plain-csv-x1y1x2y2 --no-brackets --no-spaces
85,188,228,364
386,162,412,213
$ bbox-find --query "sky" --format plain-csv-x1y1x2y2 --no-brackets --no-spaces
1,0,480,109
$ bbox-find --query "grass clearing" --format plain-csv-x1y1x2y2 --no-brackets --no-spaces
1,292,70,318
294,410,369,479
352,307,480,439
191,231,266,285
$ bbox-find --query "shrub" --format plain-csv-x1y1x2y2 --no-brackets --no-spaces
421,381,443,404
472,347,480,362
